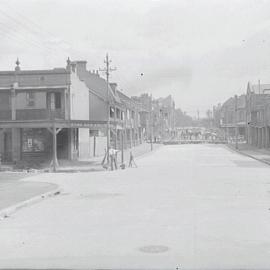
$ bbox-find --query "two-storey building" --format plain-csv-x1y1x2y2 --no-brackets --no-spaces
246,82,270,148
0,59,93,168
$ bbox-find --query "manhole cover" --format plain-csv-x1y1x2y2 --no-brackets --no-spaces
139,245,169,253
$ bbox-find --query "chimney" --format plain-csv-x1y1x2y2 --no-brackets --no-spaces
66,57,71,72
72,60,87,76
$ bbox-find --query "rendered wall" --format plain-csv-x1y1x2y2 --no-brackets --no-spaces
70,72,89,120
89,93,107,121
78,128,90,159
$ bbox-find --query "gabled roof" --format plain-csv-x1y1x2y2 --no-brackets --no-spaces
250,93,270,110
75,70,120,104
247,82,270,94
117,90,134,109
157,95,175,107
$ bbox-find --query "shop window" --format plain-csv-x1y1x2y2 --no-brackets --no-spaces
22,128,46,152
90,130,99,136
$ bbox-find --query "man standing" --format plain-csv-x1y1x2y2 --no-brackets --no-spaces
128,151,137,168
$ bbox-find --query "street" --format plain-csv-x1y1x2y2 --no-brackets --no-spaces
1,144,270,269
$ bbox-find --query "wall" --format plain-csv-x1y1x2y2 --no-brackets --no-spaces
16,92,47,109
78,128,90,159
89,92,107,121
89,136,107,157
70,72,89,120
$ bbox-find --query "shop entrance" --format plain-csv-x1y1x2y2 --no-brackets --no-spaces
57,128,69,159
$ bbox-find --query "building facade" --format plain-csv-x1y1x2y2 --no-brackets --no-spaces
0,59,92,167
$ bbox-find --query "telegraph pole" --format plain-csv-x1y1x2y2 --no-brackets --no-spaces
150,94,153,151
235,95,238,150
99,53,117,164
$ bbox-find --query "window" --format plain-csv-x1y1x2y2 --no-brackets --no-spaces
55,93,61,109
116,108,120,119
51,92,61,110
73,129,78,151
26,92,35,107
0,93,10,109
110,107,114,118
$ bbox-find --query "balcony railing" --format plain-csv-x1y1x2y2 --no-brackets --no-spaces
16,109,65,120
0,110,12,120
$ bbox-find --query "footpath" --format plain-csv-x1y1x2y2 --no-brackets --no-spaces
56,142,161,172
0,172,59,215
0,142,161,215
227,143,270,165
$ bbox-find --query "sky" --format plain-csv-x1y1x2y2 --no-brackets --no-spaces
1,0,270,117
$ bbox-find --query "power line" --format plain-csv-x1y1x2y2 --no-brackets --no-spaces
0,2,72,54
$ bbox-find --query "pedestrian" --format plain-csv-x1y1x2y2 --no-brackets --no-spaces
128,151,137,168
109,148,119,170
101,148,107,166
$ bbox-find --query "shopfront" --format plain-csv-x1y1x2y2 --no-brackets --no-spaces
21,128,51,161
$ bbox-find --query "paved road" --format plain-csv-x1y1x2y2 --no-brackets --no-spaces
1,144,270,269
0,173,58,210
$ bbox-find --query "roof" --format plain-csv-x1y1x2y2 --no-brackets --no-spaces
75,69,121,104
221,94,246,110
156,95,175,107
117,90,135,109
250,93,270,110
248,82,270,94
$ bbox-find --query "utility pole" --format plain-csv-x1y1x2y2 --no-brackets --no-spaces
235,95,238,150
245,93,249,144
150,94,153,151
99,53,117,164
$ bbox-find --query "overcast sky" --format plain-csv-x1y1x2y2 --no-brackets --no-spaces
1,0,270,116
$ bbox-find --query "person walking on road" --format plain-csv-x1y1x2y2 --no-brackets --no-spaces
128,151,137,168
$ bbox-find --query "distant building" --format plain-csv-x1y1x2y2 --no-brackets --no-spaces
152,95,176,141
246,82,270,148
217,94,247,140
